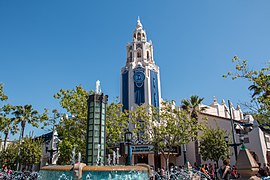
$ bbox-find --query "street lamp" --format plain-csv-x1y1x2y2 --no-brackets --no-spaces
183,144,187,166
228,100,239,162
125,131,132,165
224,135,242,159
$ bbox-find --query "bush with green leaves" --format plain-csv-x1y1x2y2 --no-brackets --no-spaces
200,126,229,166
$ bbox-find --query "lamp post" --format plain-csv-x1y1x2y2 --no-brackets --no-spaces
224,135,242,159
228,100,239,162
125,131,132,165
183,144,187,166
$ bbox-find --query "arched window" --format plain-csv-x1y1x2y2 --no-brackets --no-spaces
147,51,150,59
133,33,136,39
137,50,141,58
142,33,145,38
137,32,141,40
129,52,132,59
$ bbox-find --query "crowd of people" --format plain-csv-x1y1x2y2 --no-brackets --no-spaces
151,160,270,180
194,160,240,180
258,163,270,178
1,165,12,176
151,160,241,180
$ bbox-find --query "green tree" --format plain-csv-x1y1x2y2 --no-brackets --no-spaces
140,101,205,172
224,56,270,123
0,142,19,170
0,104,19,150
127,104,155,143
0,84,13,150
106,102,129,152
54,86,90,164
181,95,207,165
12,105,48,170
56,114,85,165
200,126,229,166
41,109,60,131
0,83,8,101
12,105,47,139
19,136,42,170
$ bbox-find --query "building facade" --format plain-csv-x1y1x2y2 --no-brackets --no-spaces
120,18,163,167
119,19,269,169
184,97,270,166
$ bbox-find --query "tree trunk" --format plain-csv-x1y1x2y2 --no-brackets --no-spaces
195,140,201,165
4,130,8,150
165,153,171,178
215,160,219,180
166,157,170,178
21,121,26,139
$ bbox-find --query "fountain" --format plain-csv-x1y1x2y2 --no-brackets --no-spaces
38,81,149,179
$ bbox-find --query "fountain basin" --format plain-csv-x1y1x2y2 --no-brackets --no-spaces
39,165,149,180
39,165,73,179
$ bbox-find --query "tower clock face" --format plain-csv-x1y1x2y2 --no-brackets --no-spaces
133,71,145,83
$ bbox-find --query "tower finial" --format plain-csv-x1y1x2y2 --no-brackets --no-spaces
136,16,142,29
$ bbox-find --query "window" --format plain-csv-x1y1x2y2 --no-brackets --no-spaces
89,107,94,112
244,137,249,143
137,50,141,58
94,131,100,137
94,119,100,124
89,125,93,130
137,33,141,40
94,137,99,143
89,118,94,124
95,113,100,119
90,113,94,118
130,52,132,58
147,51,150,59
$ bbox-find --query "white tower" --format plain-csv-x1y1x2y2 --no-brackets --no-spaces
121,18,161,111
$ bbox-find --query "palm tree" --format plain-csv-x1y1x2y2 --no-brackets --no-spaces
0,83,8,101
12,105,39,140
0,104,18,150
181,95,207,165
12,105,48,171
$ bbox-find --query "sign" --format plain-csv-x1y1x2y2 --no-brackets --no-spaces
126,145,154,153
164,146,178,153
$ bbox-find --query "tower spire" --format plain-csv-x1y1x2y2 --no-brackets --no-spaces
136,16,143,30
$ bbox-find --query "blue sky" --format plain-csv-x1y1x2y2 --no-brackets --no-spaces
1,1,269,138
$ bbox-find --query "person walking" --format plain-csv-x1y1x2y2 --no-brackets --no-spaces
208,164,215,179
219,159,231,180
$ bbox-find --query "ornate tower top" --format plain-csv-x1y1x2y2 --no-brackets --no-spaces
133,17,147,42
